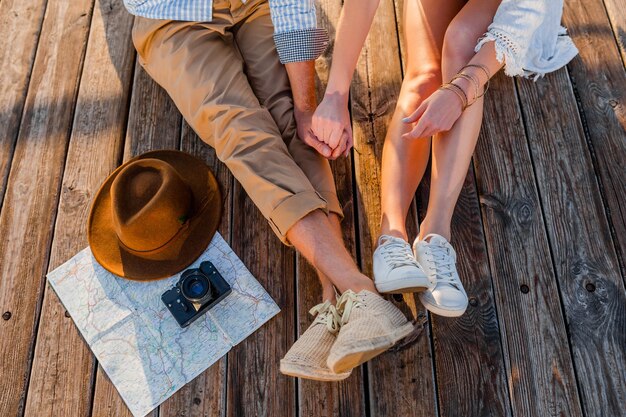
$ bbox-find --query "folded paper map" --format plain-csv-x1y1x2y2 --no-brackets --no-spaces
47,233,280,417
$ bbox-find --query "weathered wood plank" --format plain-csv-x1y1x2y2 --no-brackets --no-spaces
294,1,366,416
226,185,296,417
158,122,233,417
349,1,437,416
601,0,626,63
516,69,626,417
0,0,48,209
0,0,95,415
23,1,135,416
562,0,626,280
473,73,583,417
417,166,512,417
90,63,182,417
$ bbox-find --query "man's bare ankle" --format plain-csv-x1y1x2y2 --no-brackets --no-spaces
322,288,337,303
335,275,377,295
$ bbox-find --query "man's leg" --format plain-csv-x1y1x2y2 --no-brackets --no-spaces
286,211,375,294
232,2,372,298
132,11,374,297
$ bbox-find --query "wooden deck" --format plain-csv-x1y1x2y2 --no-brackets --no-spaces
1,0,625,416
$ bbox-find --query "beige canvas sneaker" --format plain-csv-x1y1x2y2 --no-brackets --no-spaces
280,301,352,381
327,290,414,374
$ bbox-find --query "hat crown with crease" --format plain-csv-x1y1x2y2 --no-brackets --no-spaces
111,159,192,253
87,150,222,281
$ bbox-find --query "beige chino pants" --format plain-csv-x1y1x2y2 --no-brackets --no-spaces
132,0,342,244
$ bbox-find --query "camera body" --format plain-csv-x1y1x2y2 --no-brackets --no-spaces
161,261,232,328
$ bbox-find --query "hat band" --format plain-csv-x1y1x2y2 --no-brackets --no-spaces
118,195,212,256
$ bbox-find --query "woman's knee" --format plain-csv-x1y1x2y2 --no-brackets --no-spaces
398,68,441,110
442,19,482,70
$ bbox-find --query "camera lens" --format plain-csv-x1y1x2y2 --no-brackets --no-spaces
180,273,213,304
188,280,205,297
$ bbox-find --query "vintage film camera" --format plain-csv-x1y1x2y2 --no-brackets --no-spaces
162,261,232,328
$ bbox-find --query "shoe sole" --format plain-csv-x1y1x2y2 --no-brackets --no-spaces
280,361,351,381
327,322,415,374
419,296,467,317
375,276,431,294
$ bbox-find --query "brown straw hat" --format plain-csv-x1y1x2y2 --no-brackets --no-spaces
87,150,222,281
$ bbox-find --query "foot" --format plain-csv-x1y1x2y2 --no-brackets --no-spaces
327,290,414,374
280,301,351,381
413,234,468,317
373,235,430,294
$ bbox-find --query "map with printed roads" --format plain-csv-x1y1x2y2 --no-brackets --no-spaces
47,233,280,417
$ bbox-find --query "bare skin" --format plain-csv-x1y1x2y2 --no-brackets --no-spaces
287,210,377,300
312,0,504,248
284,62,376,304
380,0,465,241
389,0,504,242
280,0,505,303
312,0,381,159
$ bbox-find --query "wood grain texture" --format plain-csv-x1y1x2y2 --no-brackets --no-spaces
601,0,626,63
0,0,48,208
349,1,437,416
516,69,626,417
23,1,135,416
158,122,233,417
294,1,366,416
89,63,182,417
418,166,512,417
562,0,626,280
473,73,583,417
1,0,625,416
226,186,296,417
0,0,95,415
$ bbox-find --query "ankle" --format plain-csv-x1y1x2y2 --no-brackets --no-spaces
321,287,337,304
419,221,451,241
336,274,377,295
379,226,408,243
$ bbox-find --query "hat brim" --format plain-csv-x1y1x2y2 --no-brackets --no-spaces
87,150,222,281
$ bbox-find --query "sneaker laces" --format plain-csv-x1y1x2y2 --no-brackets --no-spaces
335,290,364,326
378,235,418,269
424,244,459,288
310,300,342,334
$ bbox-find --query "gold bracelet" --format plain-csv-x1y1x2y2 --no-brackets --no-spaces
451,73,480,103
448,81,469,108
439,83,467,110
462,64,491,99
463,63,490,80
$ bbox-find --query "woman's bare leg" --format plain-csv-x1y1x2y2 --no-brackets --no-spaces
380,0,464,241
419,0,501,240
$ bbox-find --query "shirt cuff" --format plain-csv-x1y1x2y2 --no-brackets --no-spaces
273,28,329,64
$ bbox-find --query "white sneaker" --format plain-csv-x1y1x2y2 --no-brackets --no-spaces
373,235,430,294
413,234,468,317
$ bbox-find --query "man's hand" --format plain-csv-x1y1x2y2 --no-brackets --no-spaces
311,92,353,159
284,61,334,158
294,108,333,158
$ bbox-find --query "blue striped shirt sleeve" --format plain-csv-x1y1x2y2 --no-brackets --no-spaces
122,0,329,63
269,0,329,63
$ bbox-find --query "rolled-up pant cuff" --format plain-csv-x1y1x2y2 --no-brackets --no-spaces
269,191,333,245
318,191,344,221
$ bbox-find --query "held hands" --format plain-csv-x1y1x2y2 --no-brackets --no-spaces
311,92,353,160
294,108,333,158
